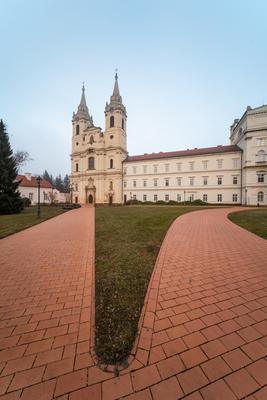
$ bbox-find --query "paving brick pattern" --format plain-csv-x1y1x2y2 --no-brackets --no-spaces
0,207,267,399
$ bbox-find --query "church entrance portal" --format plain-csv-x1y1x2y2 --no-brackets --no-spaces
88,194,93,204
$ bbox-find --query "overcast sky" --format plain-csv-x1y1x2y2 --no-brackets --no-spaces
1,0,267,177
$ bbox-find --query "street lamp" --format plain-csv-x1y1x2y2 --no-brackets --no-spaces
245,189,248,206
130,191,132,205
36,176,42,218
184,190,186,205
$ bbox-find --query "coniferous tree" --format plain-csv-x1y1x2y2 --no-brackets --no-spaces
0,120,24,214
42,170,54,186
63,174,70,193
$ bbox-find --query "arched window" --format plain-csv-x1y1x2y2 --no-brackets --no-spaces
76,125,80,135
256,150,266,163
109,181,113,190
122,118,124,130
75,163,79,172
258,192,264,202
89,135,94,145
110,159,113,169
110,116,114,128
88,157,95,170
75,183,78,191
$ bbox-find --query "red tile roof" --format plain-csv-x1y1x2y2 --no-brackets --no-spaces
16,175,53,189
124,145,241,162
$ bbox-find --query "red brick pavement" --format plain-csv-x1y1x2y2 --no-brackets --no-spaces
0,207,267,399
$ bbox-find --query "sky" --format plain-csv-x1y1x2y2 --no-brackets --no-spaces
0,0,267,177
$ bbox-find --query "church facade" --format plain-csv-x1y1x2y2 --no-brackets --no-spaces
70,75,267,206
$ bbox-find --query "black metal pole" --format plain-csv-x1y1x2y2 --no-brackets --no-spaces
37,176,41,218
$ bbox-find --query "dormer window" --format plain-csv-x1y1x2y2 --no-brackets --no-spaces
256,150,266,163
110,116,114,128
76,125,80,135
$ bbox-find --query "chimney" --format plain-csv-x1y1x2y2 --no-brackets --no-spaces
24,173,32,181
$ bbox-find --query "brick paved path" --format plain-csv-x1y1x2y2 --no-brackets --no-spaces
0,207,267,399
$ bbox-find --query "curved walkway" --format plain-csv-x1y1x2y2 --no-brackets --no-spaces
0,207,267,399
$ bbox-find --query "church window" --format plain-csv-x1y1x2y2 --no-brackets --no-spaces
256,150,266,163
233,176,238,184
203,194,208,202
217,177,222,185
75,183,78,191
165,164,169,172
165,194,169,202
189,162,195,171
189,177,194,186
110,116,114,127
165,178,169,187
154,194,158,202
177,177,182,186
143,194,147,201
217,194,222,202
110,181,113,190
203,177,208,185
133,180,136,187
258,173,264,183
75,163,79,172
177,194,181,202
76,125,80,135
217,159,223,169
122,118,124,130
90,135,94,145
257,138,265,146
110,159,114,169
202,160,208,170
233,194,238,202
258,191,264,202
88,157,95,170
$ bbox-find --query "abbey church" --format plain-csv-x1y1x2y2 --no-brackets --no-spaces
70,74,267,206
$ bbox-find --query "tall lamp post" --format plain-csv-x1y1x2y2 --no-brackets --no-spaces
130,192,132,206
184,190,186,205
36,176,42,218
245,189,248,206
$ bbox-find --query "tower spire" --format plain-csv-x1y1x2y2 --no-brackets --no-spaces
73,83,94,126
105,71,126,114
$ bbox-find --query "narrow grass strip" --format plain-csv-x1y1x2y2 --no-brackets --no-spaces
228,208,267,239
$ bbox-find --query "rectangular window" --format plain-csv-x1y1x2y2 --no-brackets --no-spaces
153,164,158,173
189,177,194,186
177,194,181,202
258,173,264,183
189,162,195,171
29,193,33,200
202,160,208,170
257,138,265,146
233,176,238,184
176,163,182,171
217,194,222,202
232,159,239,168
165,164,170,172
233,194,238,202
165,178,169,187
75,163,79,172
133,166,137,174
217,160,223,169
133,180,136,187
123,168,127,175
143,180,147,187
143,165,147,173
177,177,182,186
143,194,147,201
203,194,208,202
203,177,208,185
123,181,127,188
153,179,158,187
189,194,194,201
133,194,136,200
165,194,169,202
154,194,158,202
217,177,222,185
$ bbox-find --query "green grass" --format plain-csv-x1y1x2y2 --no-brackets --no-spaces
228,208,267,239
95,205,212,365
0,206,66,239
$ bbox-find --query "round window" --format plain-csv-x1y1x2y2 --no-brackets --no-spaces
76,142,79,146
110,135,114,139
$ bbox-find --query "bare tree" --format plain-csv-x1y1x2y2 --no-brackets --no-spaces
14,151,33,171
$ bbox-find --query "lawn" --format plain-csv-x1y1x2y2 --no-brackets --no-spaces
228,208,267,239
95,205,212,365
0,206,66,239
